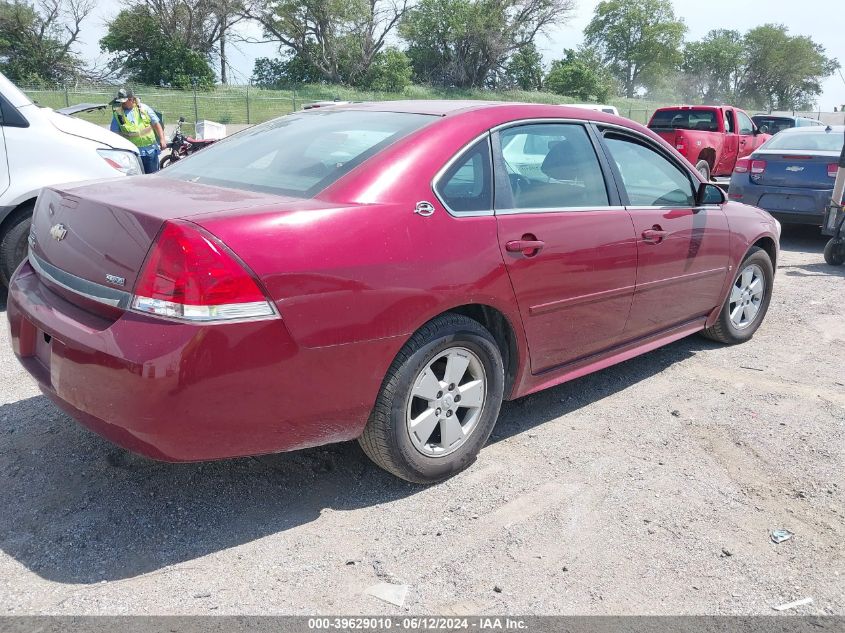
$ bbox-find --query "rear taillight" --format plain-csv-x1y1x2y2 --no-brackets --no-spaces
829,163,840,179
131,221,276,322
734,158,750,173
751,159,767,174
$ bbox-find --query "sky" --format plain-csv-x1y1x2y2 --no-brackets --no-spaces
76,0,845,109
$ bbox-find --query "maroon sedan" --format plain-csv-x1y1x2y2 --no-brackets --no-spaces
7,101,779,483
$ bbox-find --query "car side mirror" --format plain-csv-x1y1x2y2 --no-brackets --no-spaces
696,182,725,206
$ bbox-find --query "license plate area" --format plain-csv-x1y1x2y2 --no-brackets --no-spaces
35,329,53,369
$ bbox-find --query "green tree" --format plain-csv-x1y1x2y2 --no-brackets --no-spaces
681,29,744,102
504,42,544,91
740,24,839,110
545,48,614,101
361,48,412,92
251,51,323,87
243,0,409,86
0,0,93,84
400,0,573,88
138,0,244,85
584,0,685,99
100,5,216,88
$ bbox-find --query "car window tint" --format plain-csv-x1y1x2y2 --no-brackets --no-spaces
649,109,719,132
737,111,754,135
162,110,434,197
498,123,609,209
603,134,696,207
763,130,845,152
753,116,793,134
435,138,493,213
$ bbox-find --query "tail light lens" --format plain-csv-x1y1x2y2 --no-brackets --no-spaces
751,159,767,174
734,158,750,173
829,163,840,179
131,221,276,322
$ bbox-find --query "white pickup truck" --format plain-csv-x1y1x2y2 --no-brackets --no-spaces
0,73,143,287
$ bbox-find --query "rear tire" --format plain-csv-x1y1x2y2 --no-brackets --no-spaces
159,154,173,169
695,160,711,182
358,313,505,484
823,238,845,266
702,246,773,344
0,204,33,289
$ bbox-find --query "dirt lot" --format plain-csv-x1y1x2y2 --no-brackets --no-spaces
0,226,842,616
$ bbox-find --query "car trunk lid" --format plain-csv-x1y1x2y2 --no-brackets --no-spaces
751,150,839,188
29,177,315,317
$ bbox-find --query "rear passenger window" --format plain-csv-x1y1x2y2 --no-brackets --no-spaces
498,123,609,210
435,138,493,213
603,134,696,207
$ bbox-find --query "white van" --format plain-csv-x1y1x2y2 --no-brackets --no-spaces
0,73,142,287
567,104,620,116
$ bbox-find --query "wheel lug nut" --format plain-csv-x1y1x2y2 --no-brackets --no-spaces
436,391,443,398
448,383,455,391
446,410,452,417
454,395,461,403
435,408,441,416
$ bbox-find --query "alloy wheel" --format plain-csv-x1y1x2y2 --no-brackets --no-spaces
406,347,487,457
729,263,765,329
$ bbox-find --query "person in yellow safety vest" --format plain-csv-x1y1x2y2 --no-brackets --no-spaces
110,88,167,174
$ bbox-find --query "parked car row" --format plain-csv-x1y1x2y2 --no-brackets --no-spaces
645,104,843,229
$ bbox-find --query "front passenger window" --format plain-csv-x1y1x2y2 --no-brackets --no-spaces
737,112,754,135
603,134,696,207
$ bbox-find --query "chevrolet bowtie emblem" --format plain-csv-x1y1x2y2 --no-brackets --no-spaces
785,166,804,172
50,223,68,241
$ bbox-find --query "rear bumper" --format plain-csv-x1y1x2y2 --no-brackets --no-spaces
7,261,396,461
728,178,830,225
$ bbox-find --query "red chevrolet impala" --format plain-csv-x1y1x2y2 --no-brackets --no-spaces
7,101,780,483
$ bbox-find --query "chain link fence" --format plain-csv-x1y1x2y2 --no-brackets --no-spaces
20,82,668,130
24,82,841,133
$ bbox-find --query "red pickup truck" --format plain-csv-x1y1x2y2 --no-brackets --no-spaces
647,105,771,181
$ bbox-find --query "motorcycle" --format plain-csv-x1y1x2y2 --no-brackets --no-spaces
159,117,219,168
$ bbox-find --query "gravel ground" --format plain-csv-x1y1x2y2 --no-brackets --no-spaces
0,225,842,616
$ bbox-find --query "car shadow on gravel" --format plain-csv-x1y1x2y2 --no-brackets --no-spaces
0,334,718,585
778,224,829,253
491,334,721,444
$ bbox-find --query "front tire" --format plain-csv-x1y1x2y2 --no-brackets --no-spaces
702,246,774,344
823,238,845,266
359,314,505,484
695,160,711,182
0,204,33,289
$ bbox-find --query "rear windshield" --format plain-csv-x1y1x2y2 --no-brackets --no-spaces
763,130,845,152
162,110,435,197
649,109,718,132
752,116,794,134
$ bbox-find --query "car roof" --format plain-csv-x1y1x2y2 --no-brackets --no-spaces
776,124,845,134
